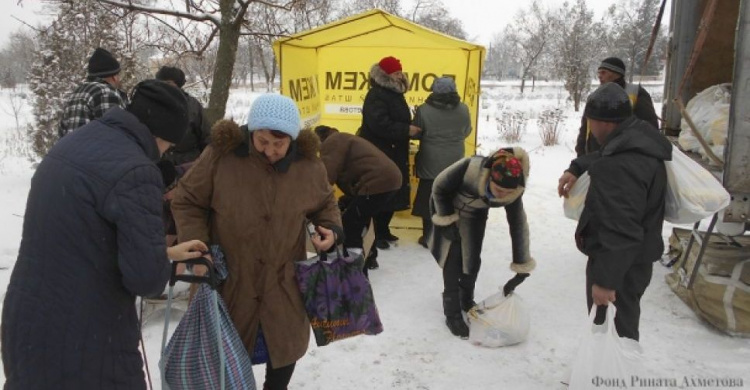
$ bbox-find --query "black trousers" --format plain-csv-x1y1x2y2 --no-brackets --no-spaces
264,361,296,390
373,209,395,239
442,240,478,316
342,191,397,249
586,260,653,341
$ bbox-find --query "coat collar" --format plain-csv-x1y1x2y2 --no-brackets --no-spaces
369,63,408,94
99,107,160,162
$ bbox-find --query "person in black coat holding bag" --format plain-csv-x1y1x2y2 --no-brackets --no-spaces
2,80,208,389
358,56,422,251
429,147,536,338
559,83,671,341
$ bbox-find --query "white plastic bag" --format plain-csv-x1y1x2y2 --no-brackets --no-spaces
563,172,590,221
665,148,730,224
568,304,645,390
467,291,529,347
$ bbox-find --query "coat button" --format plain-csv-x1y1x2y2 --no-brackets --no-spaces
263,215,271,222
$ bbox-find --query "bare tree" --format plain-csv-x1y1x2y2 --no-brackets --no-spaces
335,0,402,17
606,0,664,82
504,1,552,94
95,0,305,125
485,32,520,80
0,31,37,88
408,0,466,39
550,0,606,111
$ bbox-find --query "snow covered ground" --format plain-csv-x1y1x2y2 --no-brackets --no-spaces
0,82,748,389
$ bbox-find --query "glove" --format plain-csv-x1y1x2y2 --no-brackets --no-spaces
503,273,530,296
441,223,460,241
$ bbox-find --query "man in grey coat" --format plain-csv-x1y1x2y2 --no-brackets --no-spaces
412,77,472,247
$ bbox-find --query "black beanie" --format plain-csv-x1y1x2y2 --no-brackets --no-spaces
155,66,186,88
585,83,632,123
88,48,121,78
598,57,626,77
127,80,189,144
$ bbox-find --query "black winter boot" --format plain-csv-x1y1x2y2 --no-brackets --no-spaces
443,293,469,338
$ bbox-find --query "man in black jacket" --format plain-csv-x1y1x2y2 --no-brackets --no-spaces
155,66,211,166
562,83,671,341
575,57,660,156
2,80,207,389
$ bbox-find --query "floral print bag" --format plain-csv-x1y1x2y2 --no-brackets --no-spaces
295,247,384,346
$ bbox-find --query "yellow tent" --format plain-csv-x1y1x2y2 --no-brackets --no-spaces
273,9,485,226
272,8,485,154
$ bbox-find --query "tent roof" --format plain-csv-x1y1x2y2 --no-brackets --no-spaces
274,9,484,51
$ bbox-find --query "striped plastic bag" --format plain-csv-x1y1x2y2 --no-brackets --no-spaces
160,245,256,390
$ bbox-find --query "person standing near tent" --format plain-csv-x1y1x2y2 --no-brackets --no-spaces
561,83,671,341
358,55,422,251
429,147,536,338
575,57,660,156
171,94,343,390
2,80,209,389
411,77,472,248
314,125,402,272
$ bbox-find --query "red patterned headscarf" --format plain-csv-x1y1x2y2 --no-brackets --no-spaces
489,149,523,189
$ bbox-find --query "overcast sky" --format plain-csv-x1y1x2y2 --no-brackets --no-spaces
2,1,668,48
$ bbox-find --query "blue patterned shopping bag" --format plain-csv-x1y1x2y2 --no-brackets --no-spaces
160,245,256,390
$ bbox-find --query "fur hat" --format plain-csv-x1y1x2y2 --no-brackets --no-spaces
88,48,121,78
155,66,186,88
127,80,188,144
246,94,301,140
378,56,402,75
585,82,632,123
488,149,524,189
431,77,457,94
598,57,626,77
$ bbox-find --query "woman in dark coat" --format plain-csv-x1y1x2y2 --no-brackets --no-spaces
412,77,472,247
2,80,207,390
429,147,536,338
358,56,422,250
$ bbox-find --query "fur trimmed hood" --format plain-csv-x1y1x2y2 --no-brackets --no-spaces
369,63,408,94
209,119,319,160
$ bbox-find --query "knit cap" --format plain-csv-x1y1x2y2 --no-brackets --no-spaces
246,94,301,140
378,56,402,75
584,82,633,123
598,57,626,77
489,149,524,189
88,48,121,78
155,66,186,88
127,79,188,143
431,77,457,94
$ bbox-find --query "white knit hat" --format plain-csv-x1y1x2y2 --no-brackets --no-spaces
246,94,301,140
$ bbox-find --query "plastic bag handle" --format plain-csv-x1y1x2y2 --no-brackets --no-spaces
169,256,218,289
587,303,618,337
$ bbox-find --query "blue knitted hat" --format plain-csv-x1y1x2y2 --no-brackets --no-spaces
247,94,301,139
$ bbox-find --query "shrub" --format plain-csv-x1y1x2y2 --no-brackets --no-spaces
537,108,566,146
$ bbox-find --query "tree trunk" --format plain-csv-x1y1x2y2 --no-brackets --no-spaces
520,77,526,94
205,0,241,126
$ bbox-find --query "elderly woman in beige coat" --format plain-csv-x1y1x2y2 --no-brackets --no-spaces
172,94,342,390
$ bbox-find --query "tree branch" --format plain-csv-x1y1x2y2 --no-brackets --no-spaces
97,0,221,26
